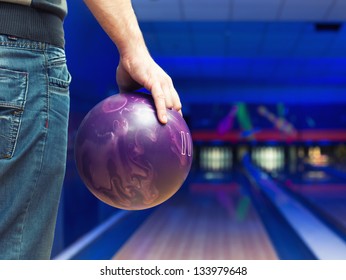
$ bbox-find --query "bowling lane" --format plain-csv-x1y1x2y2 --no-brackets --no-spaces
112,173,278,260
279,166,346,234
244,149,346,259
255,148,346,239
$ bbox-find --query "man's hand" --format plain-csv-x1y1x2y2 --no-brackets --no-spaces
116,49,181,124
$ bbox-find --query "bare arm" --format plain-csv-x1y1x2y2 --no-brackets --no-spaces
83,0,182,124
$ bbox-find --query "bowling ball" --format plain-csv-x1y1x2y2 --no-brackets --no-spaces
74,92,193,210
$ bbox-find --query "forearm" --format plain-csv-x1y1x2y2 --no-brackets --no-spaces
83,0,182,123
83,0,147,57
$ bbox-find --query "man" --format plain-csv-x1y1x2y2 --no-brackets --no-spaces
0,0,181,259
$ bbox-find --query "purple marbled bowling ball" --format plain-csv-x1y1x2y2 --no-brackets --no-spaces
75,92,193,210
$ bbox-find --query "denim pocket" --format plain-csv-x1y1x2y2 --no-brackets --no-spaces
47,52,71,95
0,67,28,159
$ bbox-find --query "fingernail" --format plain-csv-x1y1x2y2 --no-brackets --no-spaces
162,114,168,123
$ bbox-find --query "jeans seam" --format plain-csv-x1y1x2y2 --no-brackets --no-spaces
17,53,50,259
18,130,48,258
0,40,46,51
44,49,50,131
9,73,28,159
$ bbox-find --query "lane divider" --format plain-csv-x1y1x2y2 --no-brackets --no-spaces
53,211,130,260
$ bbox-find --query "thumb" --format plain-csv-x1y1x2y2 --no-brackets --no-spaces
116,63,141,92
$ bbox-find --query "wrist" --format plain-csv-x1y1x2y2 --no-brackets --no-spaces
117,29,148,59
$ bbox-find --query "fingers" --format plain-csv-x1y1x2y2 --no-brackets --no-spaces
151,83,168,124
170,84,182,113
151,75,182,124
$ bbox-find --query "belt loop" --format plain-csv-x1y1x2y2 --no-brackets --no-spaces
39,42,44,50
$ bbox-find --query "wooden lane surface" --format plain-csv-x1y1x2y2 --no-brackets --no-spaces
112,183,278,260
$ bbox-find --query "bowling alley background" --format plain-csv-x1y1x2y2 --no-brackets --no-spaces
52,1,346,260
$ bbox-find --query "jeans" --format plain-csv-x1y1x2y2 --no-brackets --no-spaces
0,35,71,259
